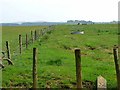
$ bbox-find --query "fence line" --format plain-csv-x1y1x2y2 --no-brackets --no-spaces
3,25,120,89
2,26,53,66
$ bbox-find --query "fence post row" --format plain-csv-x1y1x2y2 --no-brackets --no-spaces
75,48,82,88
33,48,38,88
4,27,120,89
19,35,22,54
3,27,52,67
113,47,120,90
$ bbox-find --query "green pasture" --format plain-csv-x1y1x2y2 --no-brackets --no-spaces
2,24,118,88
2,26,47,57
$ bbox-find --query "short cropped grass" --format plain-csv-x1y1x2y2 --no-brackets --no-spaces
2,24,118,88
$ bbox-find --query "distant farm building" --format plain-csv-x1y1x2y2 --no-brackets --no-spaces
67,20,94,25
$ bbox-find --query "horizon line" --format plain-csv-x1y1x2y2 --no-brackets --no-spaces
0,20,118,23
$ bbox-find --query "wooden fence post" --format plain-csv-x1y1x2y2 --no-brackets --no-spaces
113,47,120,90
26,34,28,49
19,35,22,54
31,31,34,43
33,48,38,88
6,41,11,59
34,30,37,40
6,41,13,65
75,48,82,88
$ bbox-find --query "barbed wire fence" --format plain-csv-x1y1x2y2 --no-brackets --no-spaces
2,25,55,68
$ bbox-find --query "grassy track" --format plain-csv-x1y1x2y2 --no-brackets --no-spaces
2,24,118,88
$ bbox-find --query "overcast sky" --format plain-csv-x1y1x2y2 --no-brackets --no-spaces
0,0,119,23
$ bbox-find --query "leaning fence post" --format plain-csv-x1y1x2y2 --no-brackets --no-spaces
6,41,11,59
113,47,120,90
19,35,22,54
75,48,82,88
33,48,38,88
5,41,13,65
26,34,28,49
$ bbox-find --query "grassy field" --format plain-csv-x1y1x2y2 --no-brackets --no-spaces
2,24,118,88
2,26,47,57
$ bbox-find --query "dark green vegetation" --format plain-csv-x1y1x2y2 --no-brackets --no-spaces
2,24,118,88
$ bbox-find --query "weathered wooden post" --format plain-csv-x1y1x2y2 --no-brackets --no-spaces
113,47,120,90
19,35,22,54
31,31,34,43
26,34,28,49
34,30,37,40
33,48,38,88
6,41,11,59
5,41,13,65
75,48,82,88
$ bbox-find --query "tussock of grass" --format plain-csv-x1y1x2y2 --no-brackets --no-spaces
47,59,63,66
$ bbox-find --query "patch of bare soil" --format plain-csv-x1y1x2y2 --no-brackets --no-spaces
82,80,95,89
